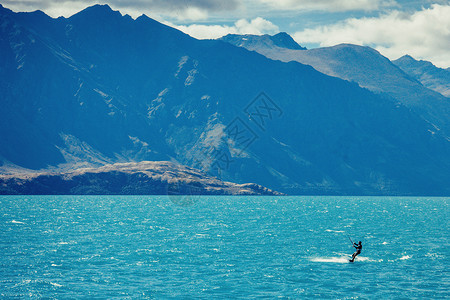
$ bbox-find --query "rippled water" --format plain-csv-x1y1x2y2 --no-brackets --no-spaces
1,196,448,298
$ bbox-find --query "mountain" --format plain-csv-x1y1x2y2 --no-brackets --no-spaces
222,32,306,50
220,34,450,136
1,5,449,195
0,161,282,196
393,55,450,98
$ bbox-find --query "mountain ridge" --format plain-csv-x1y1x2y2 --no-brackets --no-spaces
221,32,306,50
393,54,450,98
1,5,449,195
220,33,450,137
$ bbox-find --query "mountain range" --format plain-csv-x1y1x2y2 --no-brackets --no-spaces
220,34,450,136
1,4,449,195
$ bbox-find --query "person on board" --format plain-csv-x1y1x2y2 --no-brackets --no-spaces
350,241,362,262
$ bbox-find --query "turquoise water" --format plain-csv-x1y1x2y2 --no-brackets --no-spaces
1,196,448,298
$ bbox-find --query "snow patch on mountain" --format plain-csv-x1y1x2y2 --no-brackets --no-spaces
175,55,189,78
185,68,198,86
57,133,113,167
201,123,226,149
93,88,108,99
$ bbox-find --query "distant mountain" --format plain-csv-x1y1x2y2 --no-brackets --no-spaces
393,55,450,98
221,32,306,50
1,5,449,195
221,34,450,136
0,161,282,196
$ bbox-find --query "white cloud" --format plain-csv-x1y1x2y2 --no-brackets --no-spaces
176,7,209,21
2,0,398,21
293,4,450,68
234,17,279,34
258,0,397,12
1,0,97,17
172,17,279,39
1,0,239,20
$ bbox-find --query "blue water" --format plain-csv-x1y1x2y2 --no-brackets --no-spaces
1,196,448,298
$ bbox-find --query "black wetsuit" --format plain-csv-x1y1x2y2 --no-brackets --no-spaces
350,243,362,262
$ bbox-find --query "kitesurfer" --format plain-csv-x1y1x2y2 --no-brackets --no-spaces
350,241,362,262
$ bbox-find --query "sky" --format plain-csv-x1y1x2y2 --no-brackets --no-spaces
2,0,450,68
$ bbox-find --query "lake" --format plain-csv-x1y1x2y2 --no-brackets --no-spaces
1,196,448,298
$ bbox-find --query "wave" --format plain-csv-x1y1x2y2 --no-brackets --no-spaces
11,220,26,224
309,256,378,263
325,229,344,233
309,257,349,263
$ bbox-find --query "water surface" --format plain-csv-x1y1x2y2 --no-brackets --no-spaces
1,196,448,298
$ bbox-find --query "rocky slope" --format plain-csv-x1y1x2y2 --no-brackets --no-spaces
0,161,283,195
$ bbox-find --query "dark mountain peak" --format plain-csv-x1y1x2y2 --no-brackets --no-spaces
133,13,194,41
134,13,167,29
0,4,13,15
66,4,174,33
17,9,53,22
135,13,158,23
0,5,54,32
83,4,114,13
123,13,133,21
271,32,306,50
220,32,305,50
69,4,122,20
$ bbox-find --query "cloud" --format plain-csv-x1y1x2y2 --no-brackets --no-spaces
1,0,240,20
113,0,240,20
141,0,239,11
2,0,399,20
1,0,83,16
258,0,397,12
293,4,450,68
172,17,279,39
